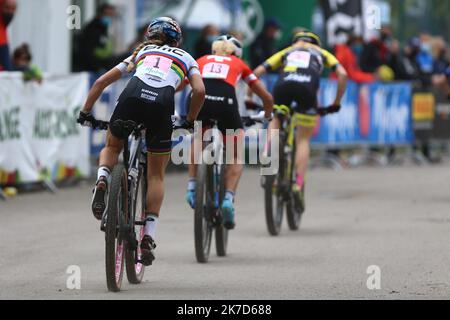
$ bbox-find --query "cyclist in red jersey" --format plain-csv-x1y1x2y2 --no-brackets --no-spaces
185,35,273,229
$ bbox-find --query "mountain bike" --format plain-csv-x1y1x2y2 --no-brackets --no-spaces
187,113,267,263
263,105,337,236
93,119,149,292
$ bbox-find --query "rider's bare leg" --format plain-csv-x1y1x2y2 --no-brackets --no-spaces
98,131,124,179
146,154,171,216
294,126,315,188
143,154,170,240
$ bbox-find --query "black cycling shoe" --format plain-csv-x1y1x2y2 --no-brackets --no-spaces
293,184,305,214
140,235,156,266
91,177,108,221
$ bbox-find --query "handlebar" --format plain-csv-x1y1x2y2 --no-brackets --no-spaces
92,120,109,131
172,111,271,131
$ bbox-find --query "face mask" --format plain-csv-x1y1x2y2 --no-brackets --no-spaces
352,44,363,56
2,13,14,26
421,43,431,54
101,16,113,27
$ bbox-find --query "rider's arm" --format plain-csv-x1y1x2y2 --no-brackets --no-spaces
254,46,291,77
186,72,205,123
322,49,348,105
81,57,132,113
250,81,274,118
81,68,122,113
334,64,348,105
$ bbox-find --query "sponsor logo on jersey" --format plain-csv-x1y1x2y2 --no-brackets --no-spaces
284,73,312,83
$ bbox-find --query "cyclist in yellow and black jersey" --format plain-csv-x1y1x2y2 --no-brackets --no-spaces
253,30,348,198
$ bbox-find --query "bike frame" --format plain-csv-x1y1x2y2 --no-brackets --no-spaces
120,126,147,252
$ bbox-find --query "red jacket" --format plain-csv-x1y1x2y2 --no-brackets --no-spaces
331,44,374,83
0,0,8,46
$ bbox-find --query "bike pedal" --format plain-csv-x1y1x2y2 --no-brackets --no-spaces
137,259,153,266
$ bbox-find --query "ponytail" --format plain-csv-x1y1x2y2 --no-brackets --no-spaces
127,38,164,72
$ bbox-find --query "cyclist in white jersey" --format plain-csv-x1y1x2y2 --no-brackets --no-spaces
77,17,205,266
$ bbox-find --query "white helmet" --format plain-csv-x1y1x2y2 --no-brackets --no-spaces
212,35,243,58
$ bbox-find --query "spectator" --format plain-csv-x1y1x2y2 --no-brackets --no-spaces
415,32,434,88
249,17,282,69
332,34,375,83
228,29,245,42
194,24,219,59
12,43,43,83
74,3,117,72
431,37,450,97
360,25,393,73
0,0,17,71
389,37,421,82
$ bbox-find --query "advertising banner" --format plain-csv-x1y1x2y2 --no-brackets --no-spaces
0,73,90,185
320,0,364,46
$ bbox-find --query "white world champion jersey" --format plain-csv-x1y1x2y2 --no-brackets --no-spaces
118,44,200,89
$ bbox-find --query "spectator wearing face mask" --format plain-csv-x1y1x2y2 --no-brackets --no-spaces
194,24,220,59
415,32,434,88
74,3,117,72
332,34,375,83
249,17,282,69
0,0,17,71
12,43,43,83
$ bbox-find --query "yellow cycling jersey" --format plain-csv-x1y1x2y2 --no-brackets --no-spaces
263,42,340,74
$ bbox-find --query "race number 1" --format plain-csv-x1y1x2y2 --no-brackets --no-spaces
143,56,172,80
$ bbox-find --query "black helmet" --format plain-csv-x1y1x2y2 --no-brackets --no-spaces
293,30,322,47
146,17,183,47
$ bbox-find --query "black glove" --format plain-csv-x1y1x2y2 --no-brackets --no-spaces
318,104,341,116
77,111,97,128
174,118,194,131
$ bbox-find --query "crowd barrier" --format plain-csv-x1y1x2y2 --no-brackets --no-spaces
90,74,415,155
1,71,448,186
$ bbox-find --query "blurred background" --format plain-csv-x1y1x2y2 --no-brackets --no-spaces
0,0,450,193
3,0,449,73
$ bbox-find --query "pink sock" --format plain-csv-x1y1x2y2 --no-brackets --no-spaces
296,175,304,188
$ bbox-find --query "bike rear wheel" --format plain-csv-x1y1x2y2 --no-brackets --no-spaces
194,163,213,263
125,164,146,284
105,164,127,292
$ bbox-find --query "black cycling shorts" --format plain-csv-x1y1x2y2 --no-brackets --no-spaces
273,71,320,116
110,77,175,155
188,79,243,135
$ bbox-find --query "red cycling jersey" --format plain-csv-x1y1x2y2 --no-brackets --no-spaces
196,55,259,87
0,0,8,46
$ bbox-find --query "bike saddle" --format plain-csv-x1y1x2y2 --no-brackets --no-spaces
110,120,138,139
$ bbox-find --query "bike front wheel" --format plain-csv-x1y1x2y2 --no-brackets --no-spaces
215,165,228,257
